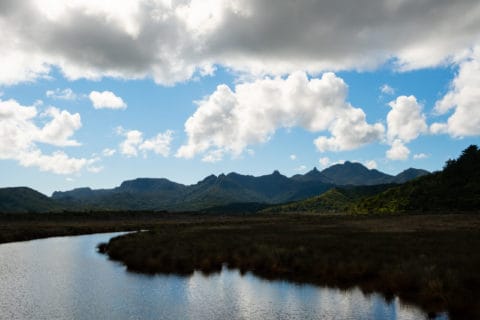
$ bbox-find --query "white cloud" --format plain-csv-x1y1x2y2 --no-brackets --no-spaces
89,91,127,110
385,95,427,161
119,130,143,157
87,165,104,173
364,160,377,170
139,130,174,157
380,84,395,95
319,157,330,168
387,95,427,142
119,129,173,158
177,72,384,159
432,47,480,137
429,122,448,135
202,149,224,163
18,150,91,175
46,88,77,100
413,153,428,160
38,107,82,146
0,98,92,174
386,139,410,160
102,148,116,157
0,1,479,85
294,165,307,172
290,154,297,160
313,107,385,152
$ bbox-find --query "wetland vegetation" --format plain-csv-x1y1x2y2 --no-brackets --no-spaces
100,213,480,319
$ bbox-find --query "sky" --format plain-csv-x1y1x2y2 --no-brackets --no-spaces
0,0,479,196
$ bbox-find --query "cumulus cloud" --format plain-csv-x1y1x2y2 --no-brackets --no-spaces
313,107,385,152
290,154,297,160
89,91,127,110
18,151,96,175
386,139,410,160
46,88,77,100
87,165,104,173
387,95,427,142
413,153,428,160
294,165,307,172
119,130,143,157
202,149,224,163
386,95,427,160
118,128,173,157
432,47,480,137
38,107,82,146
380,84,395,95
429,123,448,135
139,130,174,157
177,72,384,159
364,160,377,169
0,0,479,85
0,98,93,174
319,157,330,168
102,148,116,157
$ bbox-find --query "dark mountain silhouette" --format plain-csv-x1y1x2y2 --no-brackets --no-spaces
0,187,63,213
319,161,393,185
50,163,428,212
292,162,428,186
391,168,430,184
291,167,333,183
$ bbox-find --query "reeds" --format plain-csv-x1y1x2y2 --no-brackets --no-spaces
103,214,480,319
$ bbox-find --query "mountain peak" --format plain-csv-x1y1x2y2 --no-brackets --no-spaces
321,161,393,185
119,177,184,192
290,167,332,183
393,168,430,183
198,174,217,184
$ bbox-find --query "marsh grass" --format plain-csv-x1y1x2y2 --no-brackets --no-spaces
0,211,196,244
102,214,480,319
1,211,479,318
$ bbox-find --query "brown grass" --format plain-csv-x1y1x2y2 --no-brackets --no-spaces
102,213,480,319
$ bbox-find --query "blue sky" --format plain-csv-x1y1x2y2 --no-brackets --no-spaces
0,1,479,195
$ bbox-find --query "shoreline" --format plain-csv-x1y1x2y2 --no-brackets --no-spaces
101,213,480,320
2,212,479,319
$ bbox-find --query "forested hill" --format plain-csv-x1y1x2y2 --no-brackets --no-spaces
0,187,63,213
353,145,480,213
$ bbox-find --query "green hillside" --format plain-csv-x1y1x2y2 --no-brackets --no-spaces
261,184,394,214
352,145,480,213
261,188,351,213
0,187,64,213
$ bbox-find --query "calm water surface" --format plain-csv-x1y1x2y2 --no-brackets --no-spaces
0,232,448,320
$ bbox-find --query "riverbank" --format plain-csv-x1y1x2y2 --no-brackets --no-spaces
2,212,479,318
100,213,480,319
0,211,199,244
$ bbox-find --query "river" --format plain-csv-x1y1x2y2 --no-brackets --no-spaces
0,232,447,319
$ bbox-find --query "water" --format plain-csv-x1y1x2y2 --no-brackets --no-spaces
0,232,448,320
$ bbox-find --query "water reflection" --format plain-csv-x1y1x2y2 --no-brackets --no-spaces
0,233,448,320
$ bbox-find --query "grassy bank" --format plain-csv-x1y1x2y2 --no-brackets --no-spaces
101,213,480,319
0,211,202,244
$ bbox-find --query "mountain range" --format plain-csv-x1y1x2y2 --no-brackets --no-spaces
45,162,427,212
2,146,479,215
0,161,429,213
